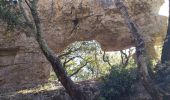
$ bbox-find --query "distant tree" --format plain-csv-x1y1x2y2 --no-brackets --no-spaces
60,41,112,80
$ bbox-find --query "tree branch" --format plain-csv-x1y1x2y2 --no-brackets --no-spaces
114,0,164,99
120,49,132,67
102,51,112,67
69,62,88,77
63,56,81,68
58,47,79,58
27,0,87,99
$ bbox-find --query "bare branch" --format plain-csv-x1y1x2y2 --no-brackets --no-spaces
25,0,31,10
69,62,88,77
63,56,81,68
102,51,112,67
120,49,132,67
58,48,80,58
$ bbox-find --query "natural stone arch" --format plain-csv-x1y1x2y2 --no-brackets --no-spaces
0,0,167,90
38,0,167,53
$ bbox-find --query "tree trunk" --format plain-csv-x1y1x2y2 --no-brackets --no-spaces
114,0,163,100
27,0,87,100
161,0,170,64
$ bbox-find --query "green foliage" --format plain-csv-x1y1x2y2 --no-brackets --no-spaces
100,65,136,100
58,41,112,81
52,41,136,81
155,62,170,83
0,0,24,30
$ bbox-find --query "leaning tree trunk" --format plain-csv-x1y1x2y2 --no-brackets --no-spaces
161,0,170,64
114,0,163,100
27,0,87,100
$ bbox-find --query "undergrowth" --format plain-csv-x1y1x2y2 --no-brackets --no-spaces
100,65,137,100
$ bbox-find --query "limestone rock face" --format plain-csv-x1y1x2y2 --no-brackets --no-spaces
37,0,167,52
0,0,167,90
0,23,51,91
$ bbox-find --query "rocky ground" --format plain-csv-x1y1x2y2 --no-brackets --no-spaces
0,80,157,100
0,80,99,100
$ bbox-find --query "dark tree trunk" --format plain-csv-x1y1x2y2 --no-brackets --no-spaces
161,0,170,64
114,0,163,100
27,0,87,100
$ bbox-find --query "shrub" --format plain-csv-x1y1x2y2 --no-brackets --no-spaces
100,65,136,100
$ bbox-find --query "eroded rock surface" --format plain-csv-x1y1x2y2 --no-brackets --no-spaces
0,0,167,90
0,22,51,91
37,0,167,52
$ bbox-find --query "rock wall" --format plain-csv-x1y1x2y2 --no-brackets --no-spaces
0,22,51,91
37,0,167,52
0,0,167,90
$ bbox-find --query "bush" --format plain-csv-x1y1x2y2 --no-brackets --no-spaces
100,65,136,100
0,0,25,30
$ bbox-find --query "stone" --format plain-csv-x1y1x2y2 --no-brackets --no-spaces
36,0,167,53
0,27,51,91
